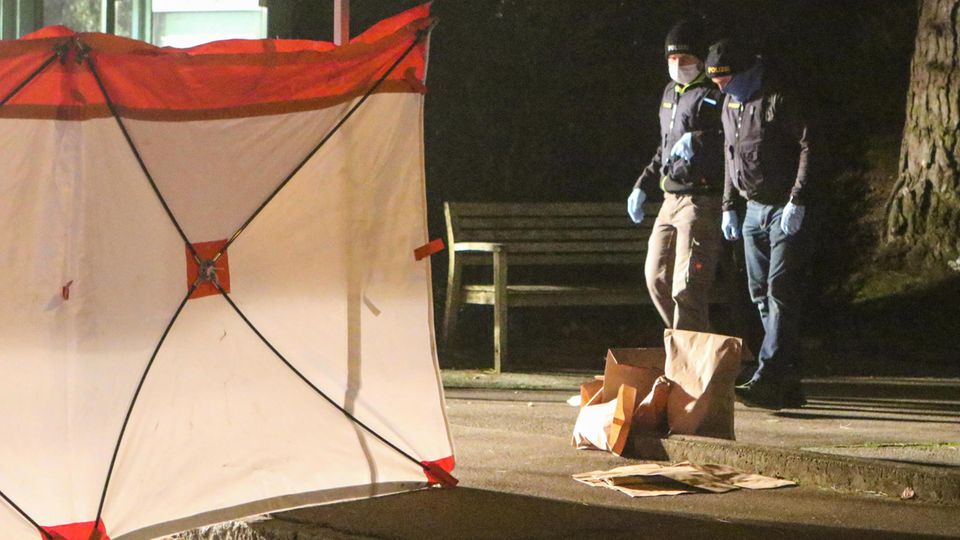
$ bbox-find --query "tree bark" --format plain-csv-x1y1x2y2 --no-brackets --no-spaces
886,0,960,264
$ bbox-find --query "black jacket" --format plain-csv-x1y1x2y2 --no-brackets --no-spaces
635,77,725,196
720,83,812,210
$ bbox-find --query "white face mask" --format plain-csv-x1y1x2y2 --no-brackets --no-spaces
668,60,703,86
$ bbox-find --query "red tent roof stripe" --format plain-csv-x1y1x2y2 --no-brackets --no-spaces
0,4,431,121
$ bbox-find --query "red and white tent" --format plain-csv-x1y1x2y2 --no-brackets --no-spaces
0,4,455,539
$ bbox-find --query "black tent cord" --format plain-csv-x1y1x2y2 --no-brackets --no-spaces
212,22,436,264
0,48,62,108
214,284,428,472
0,43,74,540
0,490,52,539
93,283,199,528
79,40,203,265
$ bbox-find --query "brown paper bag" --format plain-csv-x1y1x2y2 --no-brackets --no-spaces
663,329,742,439
572,384,637,455
602,348,665,403
631,375,671,435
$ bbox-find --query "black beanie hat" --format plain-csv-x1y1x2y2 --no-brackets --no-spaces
664,20,705,60
705,39,752,77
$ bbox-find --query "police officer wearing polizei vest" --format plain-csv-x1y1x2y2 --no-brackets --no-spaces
628,20,725,333
705,39,812,409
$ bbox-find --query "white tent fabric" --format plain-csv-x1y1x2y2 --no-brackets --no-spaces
0,5,452,539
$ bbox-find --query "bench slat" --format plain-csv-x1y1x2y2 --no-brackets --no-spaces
458,252,647,265
458,216,641,229
455,228,652,241
462,284,649,307
461,284,728,306
455,240,647,253
449,202,638,216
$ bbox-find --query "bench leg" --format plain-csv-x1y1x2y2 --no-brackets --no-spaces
493,248,508,372
442,258,463,346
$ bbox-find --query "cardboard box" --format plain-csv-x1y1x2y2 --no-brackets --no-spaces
602,348,666,404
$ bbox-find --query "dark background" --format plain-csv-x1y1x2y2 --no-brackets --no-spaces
284,1,956,376
291,1,915,200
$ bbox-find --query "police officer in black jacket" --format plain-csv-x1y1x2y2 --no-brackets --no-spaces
706,39,812,409
628,20,725,333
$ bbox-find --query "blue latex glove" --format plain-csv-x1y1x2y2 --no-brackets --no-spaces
670,132,695,161
627,188,646,224
721,210,740,241
781,202,805,235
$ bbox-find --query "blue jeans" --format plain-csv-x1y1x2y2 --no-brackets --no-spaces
742,200,803,384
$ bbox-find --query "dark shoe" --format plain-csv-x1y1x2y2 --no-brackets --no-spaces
734,379,784,410
781,380,806,409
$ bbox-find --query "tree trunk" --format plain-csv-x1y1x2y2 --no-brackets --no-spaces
886,0,960,265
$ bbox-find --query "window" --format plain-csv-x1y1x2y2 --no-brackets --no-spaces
1,0,42,39
41,0,147,36
116,0,150,39
152,0,267,48
4,0,268,44
42,0,101,32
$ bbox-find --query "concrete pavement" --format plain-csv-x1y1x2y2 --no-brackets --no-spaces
444,371,960,502
176,488,957,539
174,380,960,539
439,385,960,537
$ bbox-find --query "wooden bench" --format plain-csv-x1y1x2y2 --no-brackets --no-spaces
442,201,739,372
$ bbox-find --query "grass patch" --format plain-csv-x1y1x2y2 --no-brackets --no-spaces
849,268,952,304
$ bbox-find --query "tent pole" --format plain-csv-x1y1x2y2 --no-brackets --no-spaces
94,283,200,526
215,286,436,474
81,43,202,264
0,49,60,107
212,22,433,262
0,48,65,540
334,0,349,45
0,489,52,539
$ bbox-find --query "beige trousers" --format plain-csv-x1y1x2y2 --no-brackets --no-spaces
644,193,722,331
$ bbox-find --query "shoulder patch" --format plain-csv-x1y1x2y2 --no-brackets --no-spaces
662,102,673,109
703,97,717,106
